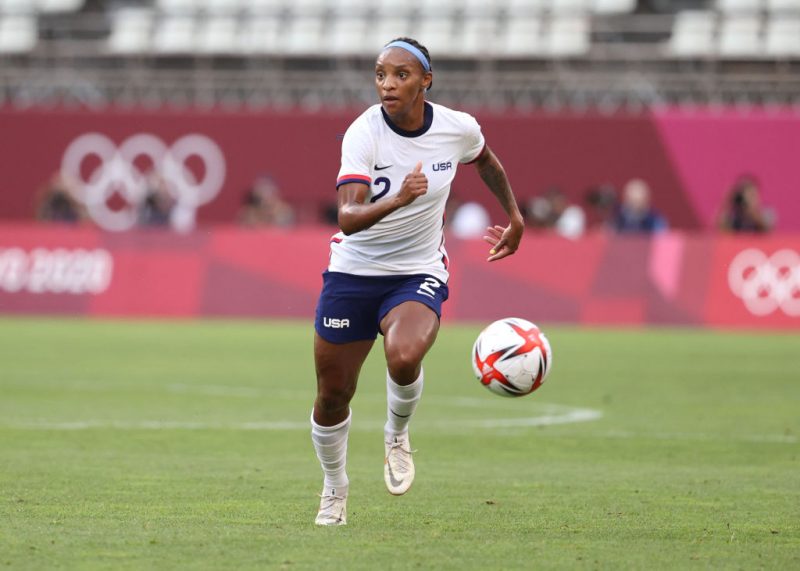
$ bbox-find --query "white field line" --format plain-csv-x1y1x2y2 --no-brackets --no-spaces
3,405,602,432
4,416,797,445
456,407,603,428
3,419,797,446
4,383,796,444
12,382,570,409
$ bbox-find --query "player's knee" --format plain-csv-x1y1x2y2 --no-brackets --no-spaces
316,384,354,416
386,343,423,382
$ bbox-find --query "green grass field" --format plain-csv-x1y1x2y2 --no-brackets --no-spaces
1,318,798,570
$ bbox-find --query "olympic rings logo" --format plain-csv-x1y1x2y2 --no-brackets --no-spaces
728,248,800,317
60,133,226,232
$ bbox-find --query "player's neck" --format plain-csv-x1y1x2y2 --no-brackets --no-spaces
386,98,426,132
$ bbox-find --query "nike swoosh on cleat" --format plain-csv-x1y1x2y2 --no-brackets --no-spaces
374,164,393,171
386,459,404,488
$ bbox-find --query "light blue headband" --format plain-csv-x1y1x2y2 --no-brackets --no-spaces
384,41,431,72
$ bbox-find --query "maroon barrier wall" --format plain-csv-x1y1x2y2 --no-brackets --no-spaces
1,107,798,231
1,225,798,329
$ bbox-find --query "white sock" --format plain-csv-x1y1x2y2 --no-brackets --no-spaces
311,409,351,492
384,369,423,442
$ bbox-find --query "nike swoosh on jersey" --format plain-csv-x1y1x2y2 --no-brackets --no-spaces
374,164,393,171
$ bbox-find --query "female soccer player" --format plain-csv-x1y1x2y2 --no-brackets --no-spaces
311,37,524,525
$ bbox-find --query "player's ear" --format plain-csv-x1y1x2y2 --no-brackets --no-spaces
422,72,433,92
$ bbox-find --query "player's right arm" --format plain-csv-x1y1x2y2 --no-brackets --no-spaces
337,162,427,235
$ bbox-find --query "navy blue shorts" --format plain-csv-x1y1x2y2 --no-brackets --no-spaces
314,271,449,344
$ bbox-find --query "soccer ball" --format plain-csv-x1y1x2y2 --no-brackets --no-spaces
471,317,553,397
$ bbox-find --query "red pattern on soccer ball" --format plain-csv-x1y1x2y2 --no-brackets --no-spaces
508,322,549,390
474,346,514,388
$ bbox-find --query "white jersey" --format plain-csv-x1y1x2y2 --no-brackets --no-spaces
331,101,486,283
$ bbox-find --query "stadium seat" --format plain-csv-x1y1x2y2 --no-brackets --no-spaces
415,17,457,57
764,17,800,56
107,8,154,54
239,16,281,54
766,0,800,12
244,0,284,16
157,0,199,16
457,18,498,57
717,15,762,57
548,0,590,14
374,0,418,18
417,0,459,17
0,0,34,15
152,15,197,53
37,0,85,13
667,11,716,57
591,0,636,14
0,15,37,53
330,0,372,17
546,15,590,56
373,17,416,48
461,0,500,18
496,17,543,57
287,0,327,17
716,0,763,13
199,0,242,16
505,0,547,16
327,15,371,56
197,16,239,53
282,15,325,55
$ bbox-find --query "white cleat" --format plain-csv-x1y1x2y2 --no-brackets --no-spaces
315,486,348,526
384,434,415,496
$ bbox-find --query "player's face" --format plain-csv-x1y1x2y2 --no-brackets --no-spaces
375,48,431,120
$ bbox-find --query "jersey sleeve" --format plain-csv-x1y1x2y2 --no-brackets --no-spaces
459,114,487,164
336,118,374,189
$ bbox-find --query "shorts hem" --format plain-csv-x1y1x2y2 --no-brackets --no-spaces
377,299,442,332
314,324,378,344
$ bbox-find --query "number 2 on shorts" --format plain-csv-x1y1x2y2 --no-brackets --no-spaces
416,277,440,299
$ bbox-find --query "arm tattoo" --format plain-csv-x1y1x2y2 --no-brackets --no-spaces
476,148,518,217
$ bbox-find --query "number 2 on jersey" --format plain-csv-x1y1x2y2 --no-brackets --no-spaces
370,177,391,203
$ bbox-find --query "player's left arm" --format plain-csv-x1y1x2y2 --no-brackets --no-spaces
472,145,525,262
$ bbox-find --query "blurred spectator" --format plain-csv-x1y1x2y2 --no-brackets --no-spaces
524,187,585,239
717,176,774,233
584,183,618,230
238,175,295,227
612,178,668,234
524,195,550,230
449,199,491,239
320,202,339,226
138,171,174,227
36,173,85,224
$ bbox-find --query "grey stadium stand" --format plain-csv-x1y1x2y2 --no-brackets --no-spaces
0,0,797,110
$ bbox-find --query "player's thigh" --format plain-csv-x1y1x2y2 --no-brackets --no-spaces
380,301,440,376
314,332,374,396
378,274,448,374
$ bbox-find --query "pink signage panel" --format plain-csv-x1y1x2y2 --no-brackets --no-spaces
1,225,798,329
2,107,797,232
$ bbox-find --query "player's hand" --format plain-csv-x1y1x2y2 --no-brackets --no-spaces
395,162,428,207
483,220,523,262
